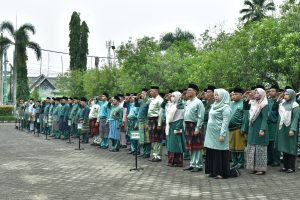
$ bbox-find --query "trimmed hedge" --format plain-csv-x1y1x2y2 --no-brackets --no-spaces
0,105,14,116
0,115,17,122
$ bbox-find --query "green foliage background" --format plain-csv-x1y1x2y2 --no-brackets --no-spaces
59,2,300,98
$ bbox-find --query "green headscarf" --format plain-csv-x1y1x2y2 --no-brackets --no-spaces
212,88,231,111
282,89,297,111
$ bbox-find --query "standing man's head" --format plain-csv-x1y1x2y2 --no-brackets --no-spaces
80,97,88,106
186,83,199,99
150,86,159,98
140,88,148,99
112,96,120,106
231,87,244,102
269,85,279,99
102,93,109,101
204,85,216,101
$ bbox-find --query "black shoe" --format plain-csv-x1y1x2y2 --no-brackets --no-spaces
183,166,194,171
111,149,119,152
191,167,203,172
152,158,162,162
148,157,155,161
286,169,295,173
128,151,134,154
279,168,287,172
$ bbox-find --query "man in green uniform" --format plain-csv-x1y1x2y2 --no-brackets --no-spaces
135,89,151,158
229,87,245,169
70,97,80,138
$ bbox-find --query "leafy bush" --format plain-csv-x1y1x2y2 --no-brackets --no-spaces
0,105,14,116
0,115,16,122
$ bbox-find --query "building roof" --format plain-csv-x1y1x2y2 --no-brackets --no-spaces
28,74,57,92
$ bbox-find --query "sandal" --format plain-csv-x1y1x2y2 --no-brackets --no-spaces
255,171,266,175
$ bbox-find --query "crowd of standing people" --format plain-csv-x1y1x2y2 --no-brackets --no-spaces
16,84,300,179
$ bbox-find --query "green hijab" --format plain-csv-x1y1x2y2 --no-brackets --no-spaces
282,89,297,111
212,88,231,111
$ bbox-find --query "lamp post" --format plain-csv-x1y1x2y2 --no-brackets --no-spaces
3,49,8,104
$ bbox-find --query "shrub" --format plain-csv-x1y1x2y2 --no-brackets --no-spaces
0,115,16,122
0,105,14,116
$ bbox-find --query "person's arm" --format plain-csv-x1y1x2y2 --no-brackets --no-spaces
260,106,269,131
158,107,165,127
290,106,300,132
220,107,231,137
196,102,205,132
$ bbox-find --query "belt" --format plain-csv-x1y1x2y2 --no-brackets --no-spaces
229,126,241,131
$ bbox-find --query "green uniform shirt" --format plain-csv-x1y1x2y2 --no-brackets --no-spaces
229,99,243,128
184,97,205,132
247,106,269,146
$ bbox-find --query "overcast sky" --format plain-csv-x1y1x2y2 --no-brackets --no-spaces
0,0,284,77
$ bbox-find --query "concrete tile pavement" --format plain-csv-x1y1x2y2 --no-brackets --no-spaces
0,123,299,200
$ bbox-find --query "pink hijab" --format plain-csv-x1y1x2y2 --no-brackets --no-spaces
249,88,268,124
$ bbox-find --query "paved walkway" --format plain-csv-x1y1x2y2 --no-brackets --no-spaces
0,123,300,200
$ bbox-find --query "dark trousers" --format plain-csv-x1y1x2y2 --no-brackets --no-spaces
267,141,280,165
283,152,296,170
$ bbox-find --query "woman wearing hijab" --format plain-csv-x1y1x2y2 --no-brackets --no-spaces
277,89,300,173
246,88,269,175
204,89,232,179
161,91,185,167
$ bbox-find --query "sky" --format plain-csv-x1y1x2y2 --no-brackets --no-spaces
0,0,284,77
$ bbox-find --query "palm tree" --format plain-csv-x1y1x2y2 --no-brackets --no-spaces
240,0,275,23
0,21,41,103
160,27,195,50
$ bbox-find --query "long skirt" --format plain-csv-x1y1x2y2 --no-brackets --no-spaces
205,148,230,178
59,116,69,132
126,118,137,137
246,144,268,172
99,118,109,138
47,115,53,127
138,119,150,144
90,118,99,136
108,119,120,140
185,121,204,151
52,117,59,132
148,117,162,143
167,152,183,167
229,127,245,152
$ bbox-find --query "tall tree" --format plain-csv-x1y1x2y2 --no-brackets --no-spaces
0,21,41,101
69,11,81,71
240,0,275,22
79,21,89,71
159,27,195,50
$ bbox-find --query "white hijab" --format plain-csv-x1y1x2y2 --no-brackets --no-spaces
165,91,184,135
249,88,268,125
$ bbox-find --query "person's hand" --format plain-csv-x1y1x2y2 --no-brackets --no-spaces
157,126,161,130
278,92,284,101
164,94,171,100
289,130,295,136
136,93,141,100
95,122,99,127
122,121,125,127
219,135,224,142
259,130,265,137
194,130,199,135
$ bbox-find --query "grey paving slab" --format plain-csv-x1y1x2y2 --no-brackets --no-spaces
0,123,300,200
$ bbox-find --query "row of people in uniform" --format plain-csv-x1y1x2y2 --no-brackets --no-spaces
16,84,300,178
